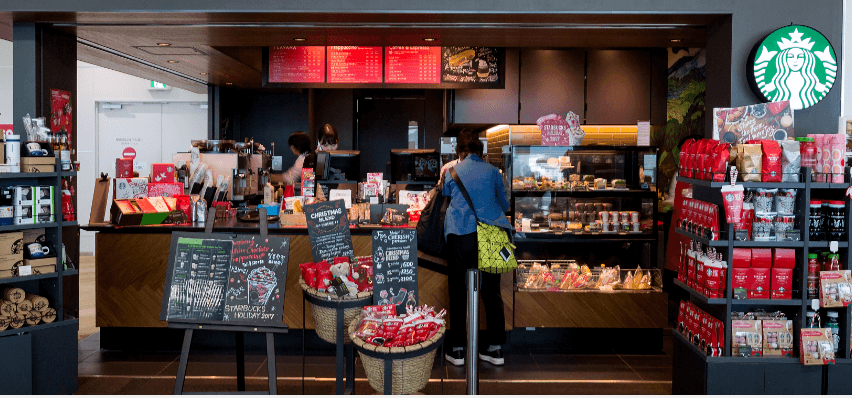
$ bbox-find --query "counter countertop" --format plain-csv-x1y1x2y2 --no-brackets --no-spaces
81,221,415,234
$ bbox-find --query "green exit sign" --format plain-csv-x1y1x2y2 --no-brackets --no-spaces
150,81,170,90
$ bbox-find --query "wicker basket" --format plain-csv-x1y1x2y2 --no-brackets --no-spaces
300,278,372,344
348,318,445,394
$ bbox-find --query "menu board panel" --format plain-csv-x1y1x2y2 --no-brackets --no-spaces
384,46,440,84
327,46,383,83
268,46,325,83
305,199,355,262
372,229,418,315
160,232,290,328
441,47,500,83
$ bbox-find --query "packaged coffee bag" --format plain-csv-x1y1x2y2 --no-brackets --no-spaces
761,140,783,182
737,144,763,182
779,140,801,182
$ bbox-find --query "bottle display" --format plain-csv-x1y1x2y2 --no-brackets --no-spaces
826,311,839,354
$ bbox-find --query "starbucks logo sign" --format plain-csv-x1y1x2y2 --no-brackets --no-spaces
747,25,836,110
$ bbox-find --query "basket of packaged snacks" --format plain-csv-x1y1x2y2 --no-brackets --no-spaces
349,305,446,395
299,256,374,344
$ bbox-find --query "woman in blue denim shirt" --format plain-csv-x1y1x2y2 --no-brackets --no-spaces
442,129,511,366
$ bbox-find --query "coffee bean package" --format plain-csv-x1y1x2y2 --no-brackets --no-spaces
760,140,783,182
800,328,835,365
737,144,763,182
779,140,801,182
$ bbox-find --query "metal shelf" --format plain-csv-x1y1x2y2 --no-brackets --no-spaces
731,298,802,306
673,279,727,305
0,172,59,179
0,271,58,283
732,240,805,248
809,241,849,248
675,228,728,247
674,331,801,364
678,177,807,189
0,222,59,232
0,318,78,339
809,182,850,190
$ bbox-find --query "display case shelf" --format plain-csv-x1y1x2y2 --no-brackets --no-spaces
515,233,656,243
809,241,849,248
511,189,656,198
0,318,78,339
673,279,727,305
675,228,728,247
60,170,77,177
674,331,800,364
0,172,59,179
809,182,850,190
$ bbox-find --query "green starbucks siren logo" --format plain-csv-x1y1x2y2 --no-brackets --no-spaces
748,25,836,110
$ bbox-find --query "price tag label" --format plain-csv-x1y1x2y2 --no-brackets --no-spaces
18,265,32,276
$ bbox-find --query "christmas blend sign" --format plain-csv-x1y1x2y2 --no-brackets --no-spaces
305,199,355,262
748,25,836,110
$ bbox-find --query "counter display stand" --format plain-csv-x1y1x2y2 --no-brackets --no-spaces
671,167,852,395
0,159,78,394
502,146,667,335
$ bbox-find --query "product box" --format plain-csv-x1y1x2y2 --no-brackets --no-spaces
690,305,703,346
704,263,727,298
14,204,34,225
0,187,14,206
699,312,712,351
773,248,796,269
771,268,794,300
116,158,133,178
677,301,687,334
733,267,752,299
22,228,45,244
0,231,23,256
687,256,696,288
0,253,24,271
684,302,696,340
800,328,835,365
695,259,705,292
751,249,772,268
36,186,54,206
134,198,170,225
14,186,34,205
35,202,55,223
819,270,852,308
749,268,771,299
714,319,726,357
110,199,143,226
151,163,176,183
20,157,55,173
146,196,172,213
147,182,182,198
732,319,763,357
733,248,751,268
23,257,57,275
114,178,148,199
763,320,794,357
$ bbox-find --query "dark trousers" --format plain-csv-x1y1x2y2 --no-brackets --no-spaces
445,233,507,350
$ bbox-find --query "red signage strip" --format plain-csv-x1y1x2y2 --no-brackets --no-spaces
327,46,383,83
384,46,440,84
268,46,325,83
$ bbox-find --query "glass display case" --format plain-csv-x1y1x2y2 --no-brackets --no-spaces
502,146,658,236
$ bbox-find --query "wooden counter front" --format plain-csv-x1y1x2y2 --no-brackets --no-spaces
94,230,514,330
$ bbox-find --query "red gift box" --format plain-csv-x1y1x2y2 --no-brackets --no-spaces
773,248,796,269
148,182,183,198
678,301,687,334
751,249,773,269
700,312,710,350
750,268,771,299
704,263,727,298
733,267,752,299
733,248,751,268
151,163,176,183
116,158,133,178
771,268,794,299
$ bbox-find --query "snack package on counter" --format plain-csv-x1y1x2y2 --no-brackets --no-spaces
622,267,650,290
763,319,794,357
732,319,763,357
596,266,621,290
737,144,763,182
779,140,801,182
801,328,835,365
819,270,852,308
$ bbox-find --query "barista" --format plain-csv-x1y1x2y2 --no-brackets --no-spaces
317,123,339,151
283,131,315,184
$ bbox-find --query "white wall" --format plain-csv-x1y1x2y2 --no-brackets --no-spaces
77,61,208,253
0,40,12,127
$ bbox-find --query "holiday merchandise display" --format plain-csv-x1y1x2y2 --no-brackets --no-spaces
677,300,725,356
678,242,728,298
299,256,373,297
801,328,836,365
352,304,446,348
730,311,791,358
678,198,721,240
819,269,852,308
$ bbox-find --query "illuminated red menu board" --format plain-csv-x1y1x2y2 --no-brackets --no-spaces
384,46,440,84
327,46,382,83
268,46,325,83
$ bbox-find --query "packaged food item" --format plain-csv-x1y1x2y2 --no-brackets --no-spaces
732,319,763,357
737,144,763,182
720,183,744,223
763,320,794,357
680,139,696,178
753,188,776,213
710,142,731,182
314,261,333,292
819,270,852,307
752,213,776,241
355,316,382,339
299,262,318,288
760,140,782,182
779,140,801,182
749,267,771,299
800,328,835,365
774,188,796,215
771,268,793,299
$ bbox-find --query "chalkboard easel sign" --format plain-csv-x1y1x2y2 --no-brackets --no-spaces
159,232,291,328
372,229,418,315
305,199,355,262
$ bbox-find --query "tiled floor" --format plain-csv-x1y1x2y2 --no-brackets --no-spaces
77,331,673,395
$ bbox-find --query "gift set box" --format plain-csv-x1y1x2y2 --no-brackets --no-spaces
148,182,182,198
110,197,171,226
116,158,133,178
151,163,176,183
114,178,149,200
732,248,794,300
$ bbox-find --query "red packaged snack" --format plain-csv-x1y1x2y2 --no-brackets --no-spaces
425,318,445,340
711,142,730,182
733,268,752,299
773,249,796,269
771,268,793,299
681,139,696,178
314,261,333,291
761,140,782,182
412,319,433,344
355,317,382,339
299,262,317,288
695,140,709,180
366,336,386,346
173,194,193,220
364,305,397,318
677,301,687,334
381,318,404,339
334,256,350,264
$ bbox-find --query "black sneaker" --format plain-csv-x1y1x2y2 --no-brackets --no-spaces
444,349,465,366
479,348,504,366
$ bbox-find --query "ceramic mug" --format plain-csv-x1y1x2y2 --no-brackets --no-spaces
25,142,44,156
27,242,50,258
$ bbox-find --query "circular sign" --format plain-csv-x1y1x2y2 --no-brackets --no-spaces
122,147,137,159
747,25,836,110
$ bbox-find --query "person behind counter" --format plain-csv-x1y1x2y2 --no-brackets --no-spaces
442,129,511,367
317,123,339,151
283,131,315,184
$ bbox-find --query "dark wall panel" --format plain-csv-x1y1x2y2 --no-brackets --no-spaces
650,49,668,126
519,49,585,124
705,16,733,137
313,89,355,149
586,50,651,125
452,48,519,124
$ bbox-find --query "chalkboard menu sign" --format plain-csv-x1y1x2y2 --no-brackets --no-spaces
160,232,291,327
372,229,418,315
441,47,501,84
305,199,355,262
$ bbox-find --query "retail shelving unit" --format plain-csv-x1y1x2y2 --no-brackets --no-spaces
0,159,78,394
672,167,852,395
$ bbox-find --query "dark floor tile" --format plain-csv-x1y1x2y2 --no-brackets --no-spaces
78,361,173,376
633,367,673,382
78,349,97,362
159,359,264,378
81,350,180,364
78,339,100,351
533,354,628,367
534,363,642,381
618,354,674,369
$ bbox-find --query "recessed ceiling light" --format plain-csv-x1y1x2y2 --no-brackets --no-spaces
670,38,682,43
157,43,170,46
422,38,436,42
168,60,178,63
200,72,208,75
225,82,233,85
293,38,307,42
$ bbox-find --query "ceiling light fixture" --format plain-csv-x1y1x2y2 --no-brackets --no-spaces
670,38,682,43
200,72,208,75
225,82,233,85
293,38,307,42
168,60,178,63
157,43,170,46
422,38,436,42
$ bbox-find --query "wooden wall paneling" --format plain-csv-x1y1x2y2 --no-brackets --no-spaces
519,49,586,124
514,291,667,328
586,50,652,125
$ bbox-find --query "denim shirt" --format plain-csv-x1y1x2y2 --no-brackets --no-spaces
442,155,511,237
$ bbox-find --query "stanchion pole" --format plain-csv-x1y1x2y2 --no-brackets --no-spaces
466,268,480,395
